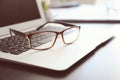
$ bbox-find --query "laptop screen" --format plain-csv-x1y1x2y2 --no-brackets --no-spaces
0,0,41,27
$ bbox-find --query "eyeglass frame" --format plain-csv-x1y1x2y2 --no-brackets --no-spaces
9,21,81,50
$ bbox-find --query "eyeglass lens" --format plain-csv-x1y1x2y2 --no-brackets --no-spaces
30,27,79,50
63,28,79,44
30,32,56,50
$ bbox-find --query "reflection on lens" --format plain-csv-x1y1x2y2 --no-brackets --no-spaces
30,32,56,49
63,28,79,44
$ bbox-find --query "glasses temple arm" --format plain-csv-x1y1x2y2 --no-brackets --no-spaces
36,21,77,30
53,21,75,26
36,21,50,30
9,28,26,38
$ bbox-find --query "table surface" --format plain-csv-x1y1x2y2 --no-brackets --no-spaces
0,23,120,80
49,4,120,23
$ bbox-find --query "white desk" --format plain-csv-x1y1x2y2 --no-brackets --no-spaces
49,4,120,23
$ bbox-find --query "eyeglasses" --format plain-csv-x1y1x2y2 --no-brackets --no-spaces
9,21,80,50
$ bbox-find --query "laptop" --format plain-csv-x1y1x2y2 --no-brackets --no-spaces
0,0,113,71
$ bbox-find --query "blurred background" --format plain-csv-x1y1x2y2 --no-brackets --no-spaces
42,0,120,21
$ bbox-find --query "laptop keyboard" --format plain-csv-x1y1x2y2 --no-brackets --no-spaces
0,29,48,55
0,35,30,54
0,27,65,55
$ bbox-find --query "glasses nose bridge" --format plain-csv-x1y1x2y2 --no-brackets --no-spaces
57,31,62,35
56,31,65,44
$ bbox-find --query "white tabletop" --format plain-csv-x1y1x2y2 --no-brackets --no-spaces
49,4,120,21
